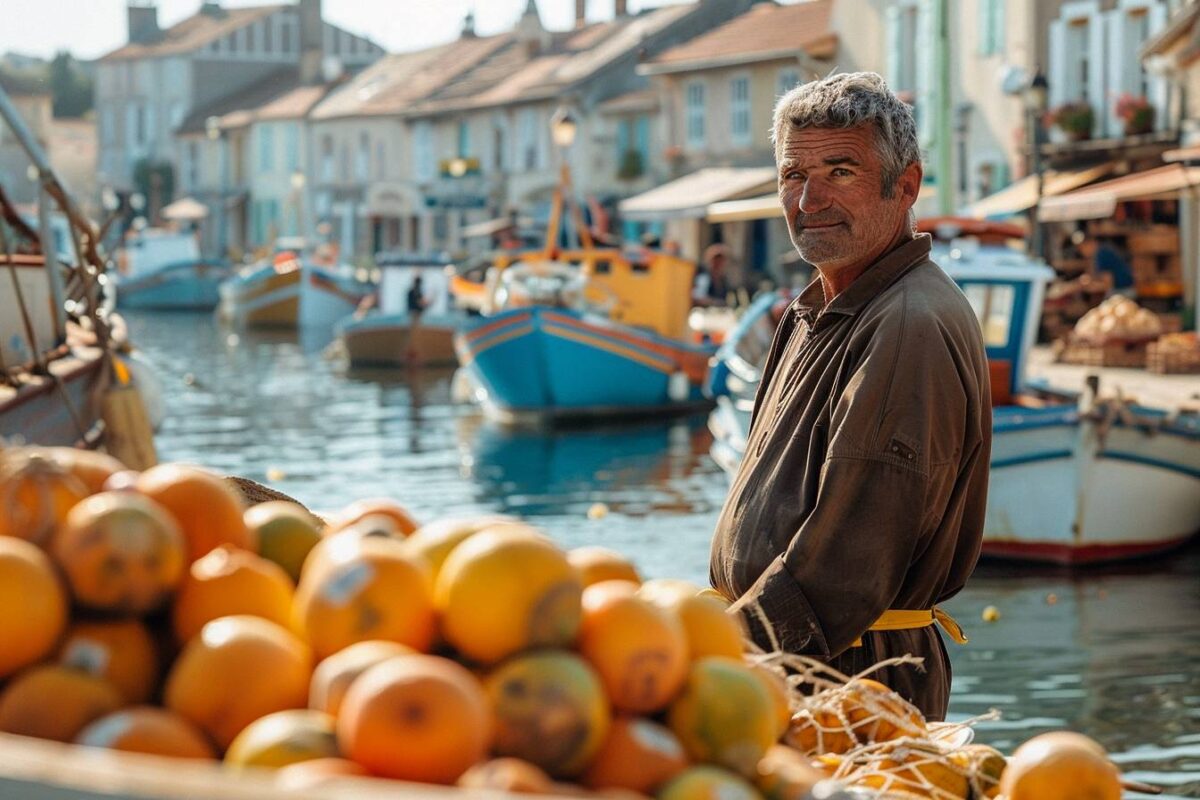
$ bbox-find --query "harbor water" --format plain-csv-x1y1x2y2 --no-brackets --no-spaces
128,310,1200,798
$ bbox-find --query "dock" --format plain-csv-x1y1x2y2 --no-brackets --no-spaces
1027,345,1200,412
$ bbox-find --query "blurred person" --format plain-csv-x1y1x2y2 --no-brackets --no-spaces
1071,230,1133,291
708,73,992,720
407,274,428,317
693,243,732,306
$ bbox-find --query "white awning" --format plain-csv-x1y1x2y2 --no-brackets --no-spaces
706,183,938,224
160,197,208,221
962,163,1117,220
619,167,777,222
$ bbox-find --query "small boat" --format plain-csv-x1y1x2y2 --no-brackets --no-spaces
0,83,156,464
218,249,374,330
453,250,716,423
113,228,231,310
708,220,1200,565
333,252,459,368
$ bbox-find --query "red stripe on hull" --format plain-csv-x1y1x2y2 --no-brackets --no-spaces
981,533,1197,565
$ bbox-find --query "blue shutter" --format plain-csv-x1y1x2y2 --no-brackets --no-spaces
1087,10,1106,138
1148,1,1169,129
616,118,630,164
635,115,649,160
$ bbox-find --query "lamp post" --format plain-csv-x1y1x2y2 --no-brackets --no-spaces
1023,69,1049,261
548,105,591,250
206,115,226,257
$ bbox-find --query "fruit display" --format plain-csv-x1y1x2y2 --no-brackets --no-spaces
0,445,1133,800
1072,295,1163,345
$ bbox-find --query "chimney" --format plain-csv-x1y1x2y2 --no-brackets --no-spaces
127,2,161,45
515,0,551,57
199,1,225,17
462,10,477,38
614,0,627,17
575,0,586,29
298,0,324,85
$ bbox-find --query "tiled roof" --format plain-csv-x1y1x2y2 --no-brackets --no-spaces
175,67,298,134
645,0,835,73
597,88,659,114
310,35,510,119
257,84,332,121
99,5,285,62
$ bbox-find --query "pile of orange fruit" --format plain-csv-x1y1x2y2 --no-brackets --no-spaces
0,446,1126,800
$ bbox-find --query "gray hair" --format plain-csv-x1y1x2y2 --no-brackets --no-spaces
771,72,920,198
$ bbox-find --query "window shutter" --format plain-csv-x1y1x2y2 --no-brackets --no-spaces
1105,9,1123,137
1087,10,1106,138
1148,1,1169,129
886,4,903,88
916,0,936,149
1049,20,1067,108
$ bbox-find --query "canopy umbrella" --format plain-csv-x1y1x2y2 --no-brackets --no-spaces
160,197,209,222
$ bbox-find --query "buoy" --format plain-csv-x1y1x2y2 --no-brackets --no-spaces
587,503,609,520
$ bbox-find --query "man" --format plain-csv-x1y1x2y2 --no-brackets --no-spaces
693,243,733,306
709,73,991,720
406,275,428,316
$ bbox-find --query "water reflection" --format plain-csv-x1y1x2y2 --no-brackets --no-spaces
124,310,1200,796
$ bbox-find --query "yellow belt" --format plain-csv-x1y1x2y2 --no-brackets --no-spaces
852,607,968,647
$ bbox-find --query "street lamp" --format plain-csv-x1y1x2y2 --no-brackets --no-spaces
547,106,591,251
290,171,306,237
550,106,578,149
1023,68,1049,261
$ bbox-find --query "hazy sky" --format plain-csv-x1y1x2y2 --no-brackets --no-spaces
3,0,690,62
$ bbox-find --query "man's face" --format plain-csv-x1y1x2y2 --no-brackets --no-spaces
778,125,917,272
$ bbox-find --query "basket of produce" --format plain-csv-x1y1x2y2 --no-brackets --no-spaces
1146,332,1200,375
1059,295,1163,368
0,445,1140,800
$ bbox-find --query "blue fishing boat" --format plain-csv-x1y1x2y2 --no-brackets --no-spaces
708,219,1200,565
454,251,716,423
218,249,373,330
113,229,231,310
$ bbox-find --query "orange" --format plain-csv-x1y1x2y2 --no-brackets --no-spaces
638,581,745,662
0,451,89,544
294,535,435,660
0,665,123,742
274,757,369,789
751,664,792,740
577,585,687,714
856,740,970,799
57,619,160,704
841,678,926,744
457,758,557,794
0,536,68,678
172,544,295,644
50,491,186,614
484,650,611,778
1000,731,1120,800
163,615,312,750
325,498,419,538
244,501,322,582
568,546,641,586
435,528,582,664
43,447,126,494
784,708,857,755
135,463,254,561
658,765,762,800
225,709,340,770
75,707,216,759
581,716,689,794
309,639,415,717
404,515,526,582
667,656,778,776
336,653,492,784
951,743,1006,799
756,744,824,800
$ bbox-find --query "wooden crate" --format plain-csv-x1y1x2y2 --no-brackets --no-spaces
1058,338,1150,368
1147,342,1200,374
1130,253,1181,284
1127,226,1180,256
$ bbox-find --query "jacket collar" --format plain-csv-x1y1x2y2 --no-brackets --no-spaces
793,234,932,324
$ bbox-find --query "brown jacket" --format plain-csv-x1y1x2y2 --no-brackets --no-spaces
709,235,991,720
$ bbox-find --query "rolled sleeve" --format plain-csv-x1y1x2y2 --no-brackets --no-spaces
728,557,830,656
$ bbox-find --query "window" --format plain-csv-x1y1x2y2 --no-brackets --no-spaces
1125,8,1152,99
492,119,507,172
962,283,1014,347
1066,17,1091,101
144,104,156,146
320,134,334,182
777,69,800,98
730,76,751,147
258,126,274,172
519,108,539,170
285,124,299,172
979,0,1005,56
170,101,185,131
100,108,115,144
250,21,262,55
376,139,386,178
226,32,237,53
414,121,434,181
685,81,705,148
892,4,919,94
281,18,293,53
339,143,350,182
187,141,200,188
264,16,274,53
357,132,370,181
457,120,470,158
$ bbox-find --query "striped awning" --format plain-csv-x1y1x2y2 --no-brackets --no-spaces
962,162,1117,220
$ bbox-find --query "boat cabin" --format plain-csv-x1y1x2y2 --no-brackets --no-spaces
117,229,201,276
374,252,455,316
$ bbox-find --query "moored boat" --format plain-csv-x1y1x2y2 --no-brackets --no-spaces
334,252,459,368
707,221,1200,565
453,249,716,423
113,228,231,310
218,250,373,330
